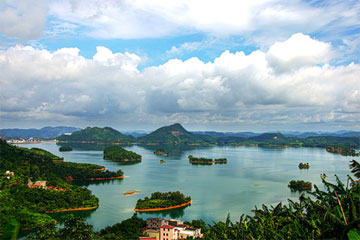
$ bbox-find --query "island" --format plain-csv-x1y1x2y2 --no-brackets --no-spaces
288,180,312,190
298,163,310,169
134,191,191,211
124,190,141,196
59,146,73,152
103,146,142,164
188,155,228,165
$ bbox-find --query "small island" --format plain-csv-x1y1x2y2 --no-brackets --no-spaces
188,155,227,165
134,191,191,212
298,162,310,169
103,146,142,164
59,146,73,152
124,190,141,196
288,180,312,191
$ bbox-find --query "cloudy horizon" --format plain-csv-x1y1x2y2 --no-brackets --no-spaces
0,0,359,132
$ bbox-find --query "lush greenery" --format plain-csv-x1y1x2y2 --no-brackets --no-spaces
25,214,146,240
188,155,227,164
0,140,123,234
298,162,310,168
103,146,141,163
288,180,312,190
137,123,216,145
57,127,135,144
23,165,360,239
59,146,73,152
327,145,360,156
135,191,191,210
42,162,123,181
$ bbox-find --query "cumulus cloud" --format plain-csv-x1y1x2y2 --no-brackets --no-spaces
0,33,359,129
0,0,48,40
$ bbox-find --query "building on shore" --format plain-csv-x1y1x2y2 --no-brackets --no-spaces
142,218,202,240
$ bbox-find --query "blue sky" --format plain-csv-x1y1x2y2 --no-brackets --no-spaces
0,0,360,131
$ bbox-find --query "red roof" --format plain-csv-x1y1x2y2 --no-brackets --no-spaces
139,237,157,240
161,225,175,229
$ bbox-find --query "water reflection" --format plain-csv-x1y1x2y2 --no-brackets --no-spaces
73,179,124,187
140,144,213,159
137,205,190,219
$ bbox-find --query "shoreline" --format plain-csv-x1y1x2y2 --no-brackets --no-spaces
134,200,192,212
45,205,98,213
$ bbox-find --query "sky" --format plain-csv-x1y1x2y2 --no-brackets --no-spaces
0,0,360,132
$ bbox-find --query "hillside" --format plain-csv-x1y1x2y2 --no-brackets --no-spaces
137,123,216,145
57,127,135,144
0,126,80,139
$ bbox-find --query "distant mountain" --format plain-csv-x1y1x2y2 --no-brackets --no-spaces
57,127,135,143
137,123,216,145
192,131,259,138
122,131,149,138
281,130,360,138
0,126,80,139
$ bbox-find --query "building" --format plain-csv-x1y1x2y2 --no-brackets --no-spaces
139,237,157,240
144,218,201,240
28,179,47,188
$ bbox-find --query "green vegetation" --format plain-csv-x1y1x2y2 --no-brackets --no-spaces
59,146,72,152
135,191,191,210
137,123,216,145
25,214,146,240
326,145,360,156
288,180,312,190
188,155,227,165
23,162,360,239
298,162,310,169
57,127,135,144
0,140,123,234
103,146,141,164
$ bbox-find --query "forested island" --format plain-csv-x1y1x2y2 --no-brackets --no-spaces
188,155,228,165
103,146,142,164
59,146,72,152
0,140,124,234
134,191,191,211
288,180,312,190
298,163,310,169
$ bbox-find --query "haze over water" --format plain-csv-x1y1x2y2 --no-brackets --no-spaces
19,142,354,230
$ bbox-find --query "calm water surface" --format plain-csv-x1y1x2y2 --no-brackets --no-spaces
20,142,355,230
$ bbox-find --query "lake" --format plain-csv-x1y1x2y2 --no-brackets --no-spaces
19,142,355,230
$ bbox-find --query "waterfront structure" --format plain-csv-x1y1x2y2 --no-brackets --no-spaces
143,218,201,240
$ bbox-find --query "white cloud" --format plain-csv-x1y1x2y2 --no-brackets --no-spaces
0,33,359,129
0,0,48,40
46,0,360,43
267,33,333,73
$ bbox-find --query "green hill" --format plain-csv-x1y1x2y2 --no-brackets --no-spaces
57,127,135,144
137,123,216,145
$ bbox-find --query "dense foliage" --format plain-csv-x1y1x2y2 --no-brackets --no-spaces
327,145,360,156
135,191,191,210
57,127,135,143
103,146,141,163
25,214,146,240
137,123,216,145
59,146,73,152
0,140,123,234
188,155,227,164
298,162,310,168
288,180,312,190
40,162,123,181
